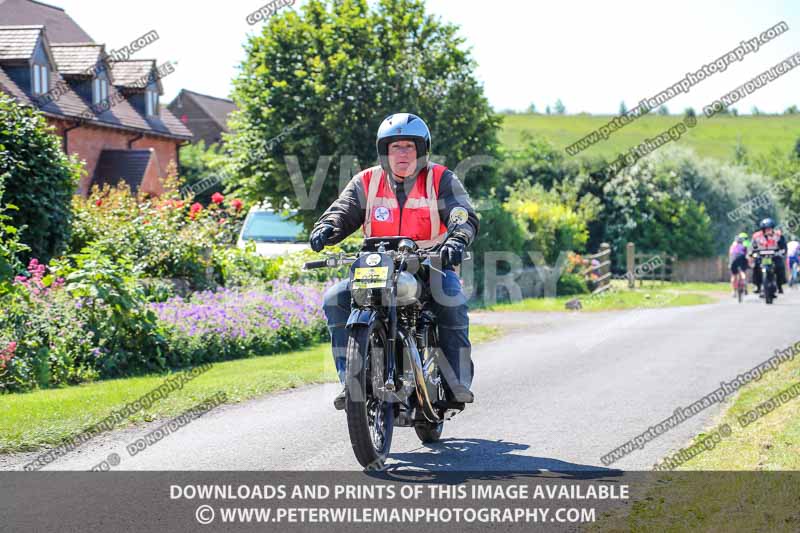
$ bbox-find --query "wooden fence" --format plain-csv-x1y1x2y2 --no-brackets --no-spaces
582,243,612,294
625,242,729,284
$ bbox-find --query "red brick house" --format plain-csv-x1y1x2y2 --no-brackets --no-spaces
0,0,193,196
168,89,237,147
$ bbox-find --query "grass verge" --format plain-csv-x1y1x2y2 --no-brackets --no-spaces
0,324,502,453
479,282,720,313
594,339,800,531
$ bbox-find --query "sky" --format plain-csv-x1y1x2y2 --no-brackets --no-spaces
43,0,800,114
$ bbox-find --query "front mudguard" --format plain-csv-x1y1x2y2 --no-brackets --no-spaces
346,309,376,329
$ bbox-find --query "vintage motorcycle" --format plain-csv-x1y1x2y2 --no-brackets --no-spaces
303,209,471,469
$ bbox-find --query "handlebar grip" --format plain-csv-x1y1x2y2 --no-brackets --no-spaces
303,260,328,270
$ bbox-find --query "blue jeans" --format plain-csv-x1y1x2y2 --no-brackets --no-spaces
322,269,473,392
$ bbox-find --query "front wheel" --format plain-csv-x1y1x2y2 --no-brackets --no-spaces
345,319,394,469
766,278,776,304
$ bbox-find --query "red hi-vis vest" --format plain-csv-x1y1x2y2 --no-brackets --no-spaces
361,163,448,249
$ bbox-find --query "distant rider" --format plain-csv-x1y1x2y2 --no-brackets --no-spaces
788,238,799,284
750,218,787,295
729,235,748,297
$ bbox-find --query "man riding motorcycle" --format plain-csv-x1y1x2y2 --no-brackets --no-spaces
310,113,479,410
750,218,787,295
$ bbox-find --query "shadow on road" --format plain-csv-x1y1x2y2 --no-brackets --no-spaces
375,438,622,483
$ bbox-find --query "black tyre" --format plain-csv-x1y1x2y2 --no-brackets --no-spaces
414,420,444,443
344,320,394,470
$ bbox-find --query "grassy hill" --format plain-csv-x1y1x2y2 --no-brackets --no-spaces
499,114,800,163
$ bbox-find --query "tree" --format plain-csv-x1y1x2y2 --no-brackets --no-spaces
545,105,551,115
751,106,762,115
177,141,227,205
619,101,628,115
603,153,714,259
785,105,799,115
795,137,800,159
657,105,669,115
749,146,800,215
527,102,537,114
684,107,696,118
554,99,566,115
225,0,502,230
0,96,82,264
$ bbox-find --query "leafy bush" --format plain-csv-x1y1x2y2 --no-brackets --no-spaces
504,180,600,265
556,273,589,296
0,95,82,263
59,248,169,377
0,173,28,297
0,258,99,392
70,181,247,290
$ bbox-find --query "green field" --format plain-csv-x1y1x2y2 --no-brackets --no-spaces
499,114,800,162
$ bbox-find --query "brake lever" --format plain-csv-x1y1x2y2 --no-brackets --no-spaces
422,257,445,276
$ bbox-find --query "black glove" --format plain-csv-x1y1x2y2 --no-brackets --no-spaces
310,225,334,252
440,237,467,267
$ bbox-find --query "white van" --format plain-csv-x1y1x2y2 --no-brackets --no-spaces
236,206,308,257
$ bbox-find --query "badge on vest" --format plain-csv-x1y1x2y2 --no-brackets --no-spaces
374,206,392,222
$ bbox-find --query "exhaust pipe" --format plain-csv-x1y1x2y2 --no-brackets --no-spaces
400,331,441,423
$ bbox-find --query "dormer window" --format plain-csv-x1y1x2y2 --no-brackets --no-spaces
145,89,159,117
32,64,49,95
92,77,109,106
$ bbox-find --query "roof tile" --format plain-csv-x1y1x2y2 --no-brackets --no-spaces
0,26,42,60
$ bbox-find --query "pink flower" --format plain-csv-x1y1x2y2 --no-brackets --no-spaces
211,192,225,204
231,199,244,212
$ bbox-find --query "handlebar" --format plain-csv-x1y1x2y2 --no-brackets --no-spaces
302,249,472,270
303,259,329,270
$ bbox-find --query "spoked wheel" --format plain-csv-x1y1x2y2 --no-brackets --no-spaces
344,320,394,470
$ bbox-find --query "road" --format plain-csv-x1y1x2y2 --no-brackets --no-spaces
2,289,799,472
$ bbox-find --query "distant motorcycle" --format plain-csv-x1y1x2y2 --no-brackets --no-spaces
304,209,471,469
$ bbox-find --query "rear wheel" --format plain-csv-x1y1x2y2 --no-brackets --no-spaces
414,336,446,444
414,369,445,444
345,320,394,470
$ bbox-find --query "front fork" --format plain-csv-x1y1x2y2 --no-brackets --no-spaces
385,290,398,392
